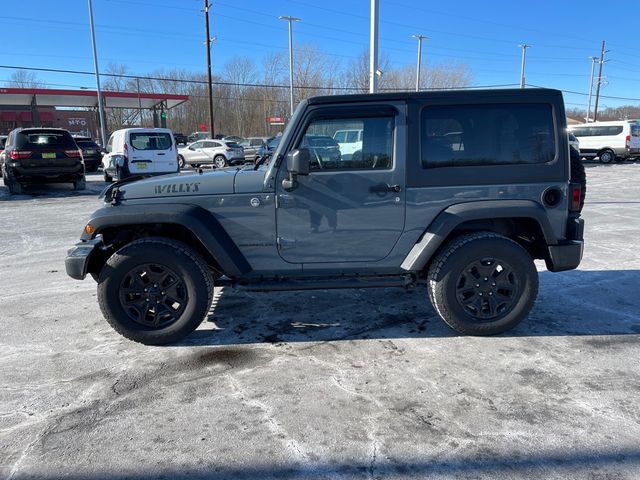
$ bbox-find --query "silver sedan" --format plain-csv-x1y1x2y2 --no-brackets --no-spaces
178,140,245,168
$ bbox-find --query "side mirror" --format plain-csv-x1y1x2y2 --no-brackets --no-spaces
282,148,310,191
286,148,310,176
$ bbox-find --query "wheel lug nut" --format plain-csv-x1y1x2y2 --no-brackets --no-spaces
156,300,161,304
145,298,149,302
476,284,480,288
161,291,165,295
489,292,493,296
484,277,488,281
478,292,483,296
492,282,496,286
153,284,158,288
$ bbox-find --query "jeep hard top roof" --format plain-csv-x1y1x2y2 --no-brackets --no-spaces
305,87,564,106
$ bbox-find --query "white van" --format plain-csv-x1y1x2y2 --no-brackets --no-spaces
568,120,640,163
102,128,178,181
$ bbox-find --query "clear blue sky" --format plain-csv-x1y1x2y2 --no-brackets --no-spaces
3,0,640,112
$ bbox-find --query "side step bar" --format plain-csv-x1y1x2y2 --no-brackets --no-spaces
226,275,416,292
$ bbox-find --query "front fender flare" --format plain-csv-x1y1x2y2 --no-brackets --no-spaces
81,203,251,278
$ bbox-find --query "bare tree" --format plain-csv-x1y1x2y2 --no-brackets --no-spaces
8,70,44,88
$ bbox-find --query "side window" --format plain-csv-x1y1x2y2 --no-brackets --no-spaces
296,116,394,170
421,103,555,168
250,139,262,147
191,141,202,149
106,134,114,153
201,141,214,148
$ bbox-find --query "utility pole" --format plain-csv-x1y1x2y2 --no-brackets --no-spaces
593,40,607,122
586,56,598,122
412,34,427,92
204,1,215,138
369,0,379,93
87,0,107,147
279,16,301,116
518,44,530,89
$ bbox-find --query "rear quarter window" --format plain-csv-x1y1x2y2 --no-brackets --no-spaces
421,103,556,168
130,132,172,150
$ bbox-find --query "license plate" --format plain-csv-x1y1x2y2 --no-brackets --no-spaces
85,149,95,155
42,153,56,159
135,163,148,169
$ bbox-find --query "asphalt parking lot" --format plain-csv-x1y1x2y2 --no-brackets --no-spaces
1,163,639,480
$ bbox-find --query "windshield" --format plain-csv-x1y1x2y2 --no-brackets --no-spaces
15,130,76,149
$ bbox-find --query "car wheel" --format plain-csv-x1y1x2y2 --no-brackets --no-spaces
598,149,615,164
97,237,214,345
213,155,227,168
427,232,538,336
73,178,86,191
178,155,185,169
6,176,23,195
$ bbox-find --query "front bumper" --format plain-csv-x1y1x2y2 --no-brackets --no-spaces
65,236,104,280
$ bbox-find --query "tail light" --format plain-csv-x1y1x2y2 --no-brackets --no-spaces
65,149,82,158
626,135,631,150
123,144,129,167
10,150,32,160
569,183,582,212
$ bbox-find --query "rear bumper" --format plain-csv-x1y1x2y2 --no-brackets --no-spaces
545,217,584,272
12,164,84,183
65,236,104,280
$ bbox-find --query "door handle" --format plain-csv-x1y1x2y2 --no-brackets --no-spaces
370,184,402,193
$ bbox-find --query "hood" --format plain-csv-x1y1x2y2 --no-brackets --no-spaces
115,169,238,201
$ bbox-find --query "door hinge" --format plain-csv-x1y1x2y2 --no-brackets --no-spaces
277,237,296,250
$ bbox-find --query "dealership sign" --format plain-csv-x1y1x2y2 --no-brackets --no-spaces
266,116,285,125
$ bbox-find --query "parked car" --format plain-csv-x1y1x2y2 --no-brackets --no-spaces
238,137,271,163
72,136,102,172
333,129,363,159
174,133,188,146
1,127,85,194
301,135,341,167
178,139,244,169
0,135,7,169
102,128,178,182
568,132,580,153
187,131,210,143
568,120,640,163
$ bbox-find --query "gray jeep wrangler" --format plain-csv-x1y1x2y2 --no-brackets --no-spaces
66,88,585,345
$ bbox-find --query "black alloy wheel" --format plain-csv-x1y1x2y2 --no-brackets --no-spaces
118,263,188,329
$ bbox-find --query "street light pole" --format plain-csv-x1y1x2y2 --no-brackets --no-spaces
518,44,530,89
87,0,107,147
204,1,215,138
412,34,427,92
369,0,379,93
586,56,598,123
593,40,608,122
279,16,301,116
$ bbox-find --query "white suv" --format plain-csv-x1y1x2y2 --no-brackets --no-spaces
178,139,244,168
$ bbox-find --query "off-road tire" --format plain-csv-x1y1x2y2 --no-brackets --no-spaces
97,237,214,345
427,232,538,336
73,178,86,191
569,146,586,212
598,149,615,164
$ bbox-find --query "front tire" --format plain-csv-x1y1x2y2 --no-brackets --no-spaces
97,238,214,345
213,155,227,168
428,232,538,336
178,155,185,169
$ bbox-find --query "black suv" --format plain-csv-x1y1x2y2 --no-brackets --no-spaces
1,128,86,195
73,136,102,172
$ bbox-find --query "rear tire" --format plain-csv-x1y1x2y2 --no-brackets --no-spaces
178,155,185,169
7,176,22,195
97,237,214,345
428,232,538,336
598,149,615,164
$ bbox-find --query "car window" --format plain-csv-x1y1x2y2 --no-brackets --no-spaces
225,142,240,148
0,137,6,149
191,141,202,149
15,130,76,149
76,140,98,149
202,141,216,148
130,132,172,150
421,103,555,168
250,139,262,146
238,139,250,147
297,116,394,170
571,125,624,137
631,125,640,137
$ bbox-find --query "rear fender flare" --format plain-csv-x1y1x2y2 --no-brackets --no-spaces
401,200,557,272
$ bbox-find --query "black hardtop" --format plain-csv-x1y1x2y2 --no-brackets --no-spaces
305,87,564,106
